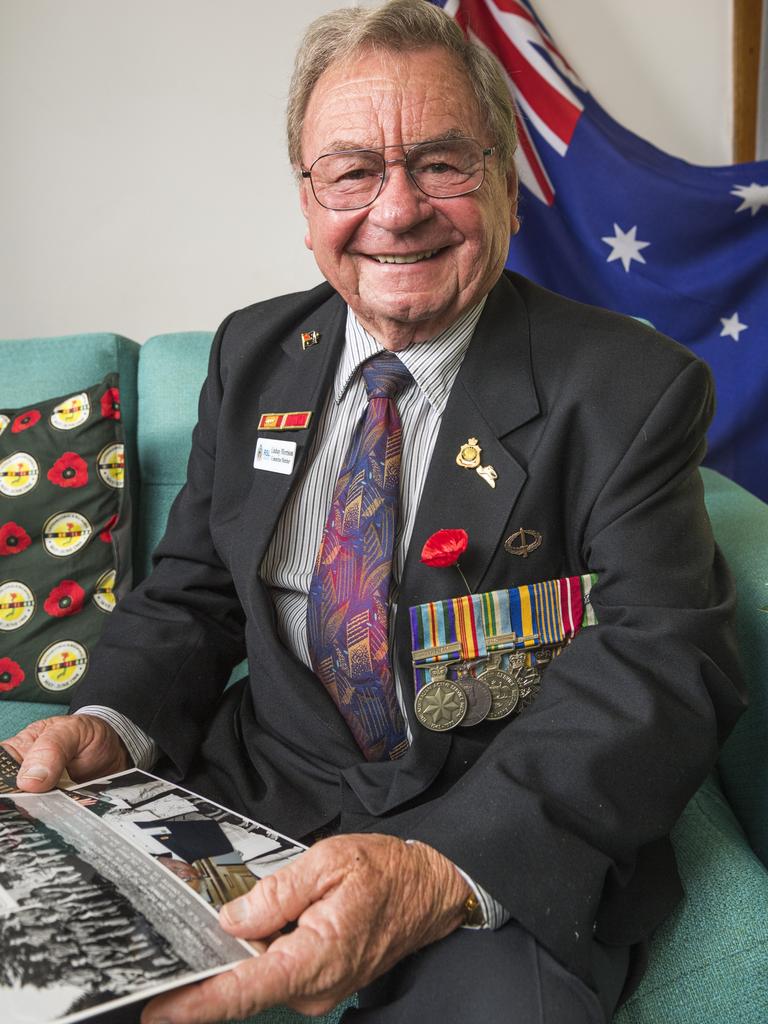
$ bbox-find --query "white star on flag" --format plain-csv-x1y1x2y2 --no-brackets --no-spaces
720,313,748,341
731,183,768,216
601,224,651,272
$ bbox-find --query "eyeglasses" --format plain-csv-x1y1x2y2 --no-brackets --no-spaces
301,137,495,211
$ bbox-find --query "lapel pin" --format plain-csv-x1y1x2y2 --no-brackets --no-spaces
301,330,321,350
476,465,498,488
456,437,482,469
258,411,312,431
456,437,498,488
504,528,543,557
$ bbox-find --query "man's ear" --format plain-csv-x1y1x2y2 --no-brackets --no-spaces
507,168,521,236
299,176,314,252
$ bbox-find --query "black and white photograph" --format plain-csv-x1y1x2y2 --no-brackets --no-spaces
68,769,307,908
0,786,255,1024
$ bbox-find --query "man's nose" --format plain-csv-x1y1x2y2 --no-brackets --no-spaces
366,160,434,231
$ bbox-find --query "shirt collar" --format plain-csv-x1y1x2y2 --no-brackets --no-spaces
336,298,487,416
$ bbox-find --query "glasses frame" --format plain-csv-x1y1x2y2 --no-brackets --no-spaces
301,138,495,212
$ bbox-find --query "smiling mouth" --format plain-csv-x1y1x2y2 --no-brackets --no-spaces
369,249,440,265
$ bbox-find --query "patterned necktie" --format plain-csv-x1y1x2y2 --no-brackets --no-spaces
307,351,412,761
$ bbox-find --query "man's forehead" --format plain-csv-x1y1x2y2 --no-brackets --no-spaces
302,47,483,157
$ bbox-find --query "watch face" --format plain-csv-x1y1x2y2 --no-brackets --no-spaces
464,893,485,927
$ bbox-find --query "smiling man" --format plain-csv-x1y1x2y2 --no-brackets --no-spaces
2,2,744,1023
296,45,517,349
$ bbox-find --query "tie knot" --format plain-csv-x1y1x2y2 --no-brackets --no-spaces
361,352,413,399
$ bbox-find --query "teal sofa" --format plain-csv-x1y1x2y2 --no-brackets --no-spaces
1,332,766,1023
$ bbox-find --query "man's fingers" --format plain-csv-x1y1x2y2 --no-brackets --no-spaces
141,951,305,1024
220,842,341,939
143,934,341,1024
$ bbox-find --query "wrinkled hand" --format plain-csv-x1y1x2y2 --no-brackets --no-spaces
1,714,130,791
142,832,471,1023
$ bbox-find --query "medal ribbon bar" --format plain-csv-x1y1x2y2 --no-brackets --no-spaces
410,573,598,695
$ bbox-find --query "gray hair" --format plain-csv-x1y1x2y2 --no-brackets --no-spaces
287,0,517,174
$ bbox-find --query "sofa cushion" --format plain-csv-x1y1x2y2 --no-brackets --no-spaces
615,773,768,1024
0,374,132,703
136,332,214,576
0,333,140,569
702,467,768,867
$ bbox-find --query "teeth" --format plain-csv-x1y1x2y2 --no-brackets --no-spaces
372,250,437,264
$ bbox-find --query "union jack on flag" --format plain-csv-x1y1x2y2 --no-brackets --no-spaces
434,0,768,501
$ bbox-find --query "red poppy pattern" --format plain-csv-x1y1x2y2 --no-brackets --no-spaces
421,528,469,568
100,387,121,420
0,372,127,702
44,579,86,618
99,513,119,543
0,522,32,557
11,409,41,433
47,451,89,488
0,658,25,692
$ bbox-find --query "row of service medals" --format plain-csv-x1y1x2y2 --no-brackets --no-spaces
412,637,566,733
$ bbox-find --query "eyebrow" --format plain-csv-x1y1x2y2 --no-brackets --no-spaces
320,128,470,154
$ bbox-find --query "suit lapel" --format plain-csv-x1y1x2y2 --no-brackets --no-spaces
234,295,347,571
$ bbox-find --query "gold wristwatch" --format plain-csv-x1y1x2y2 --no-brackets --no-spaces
463,891,486,927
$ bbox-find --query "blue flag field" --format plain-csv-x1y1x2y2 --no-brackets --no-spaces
435,0,768,500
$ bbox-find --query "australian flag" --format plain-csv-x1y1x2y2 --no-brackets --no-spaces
434,0,768,500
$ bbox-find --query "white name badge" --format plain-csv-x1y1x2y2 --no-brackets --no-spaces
253,437,297,475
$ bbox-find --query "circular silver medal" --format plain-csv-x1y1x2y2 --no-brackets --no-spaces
415,678,467,732
456,669,492,727
478,661,520,720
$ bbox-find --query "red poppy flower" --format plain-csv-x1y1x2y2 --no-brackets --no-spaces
11,409,41,433
47,451,89,488
421,529,469,568
99,513,119,543
0,658,25,692
0,522,32,557
100,387,121,420
43,579,86,618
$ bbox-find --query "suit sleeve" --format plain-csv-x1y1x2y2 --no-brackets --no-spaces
401,356,745,975
70,314,248,774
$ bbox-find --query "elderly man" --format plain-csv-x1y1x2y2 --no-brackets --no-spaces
3,2,744,1022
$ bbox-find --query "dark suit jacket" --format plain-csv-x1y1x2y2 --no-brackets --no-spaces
72,271,744,983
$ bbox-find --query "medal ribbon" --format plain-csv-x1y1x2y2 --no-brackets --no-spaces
411,573,597,693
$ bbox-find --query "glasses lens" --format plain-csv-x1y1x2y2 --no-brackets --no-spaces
310,150,385,210
407,139,486,198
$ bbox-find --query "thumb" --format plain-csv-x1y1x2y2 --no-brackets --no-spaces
16,720,86,792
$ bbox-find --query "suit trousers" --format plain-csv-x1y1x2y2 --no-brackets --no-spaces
349,922,632,1024
88,928,630,1024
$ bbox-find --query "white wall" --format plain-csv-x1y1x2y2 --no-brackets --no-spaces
0,0,733,342
533,0,732,167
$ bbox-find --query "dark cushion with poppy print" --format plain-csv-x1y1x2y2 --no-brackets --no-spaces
0,374,131,703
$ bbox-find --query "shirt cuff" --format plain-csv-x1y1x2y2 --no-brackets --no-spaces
74,706,159,771
452,863,510,930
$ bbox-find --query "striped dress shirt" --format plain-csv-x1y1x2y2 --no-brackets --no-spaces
80,297,508,929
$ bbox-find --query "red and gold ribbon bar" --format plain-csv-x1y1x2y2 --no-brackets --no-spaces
258,411,313,431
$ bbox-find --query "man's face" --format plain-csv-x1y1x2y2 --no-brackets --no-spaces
299,46,519,349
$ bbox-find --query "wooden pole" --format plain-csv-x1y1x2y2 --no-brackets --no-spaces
733,0,764,162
